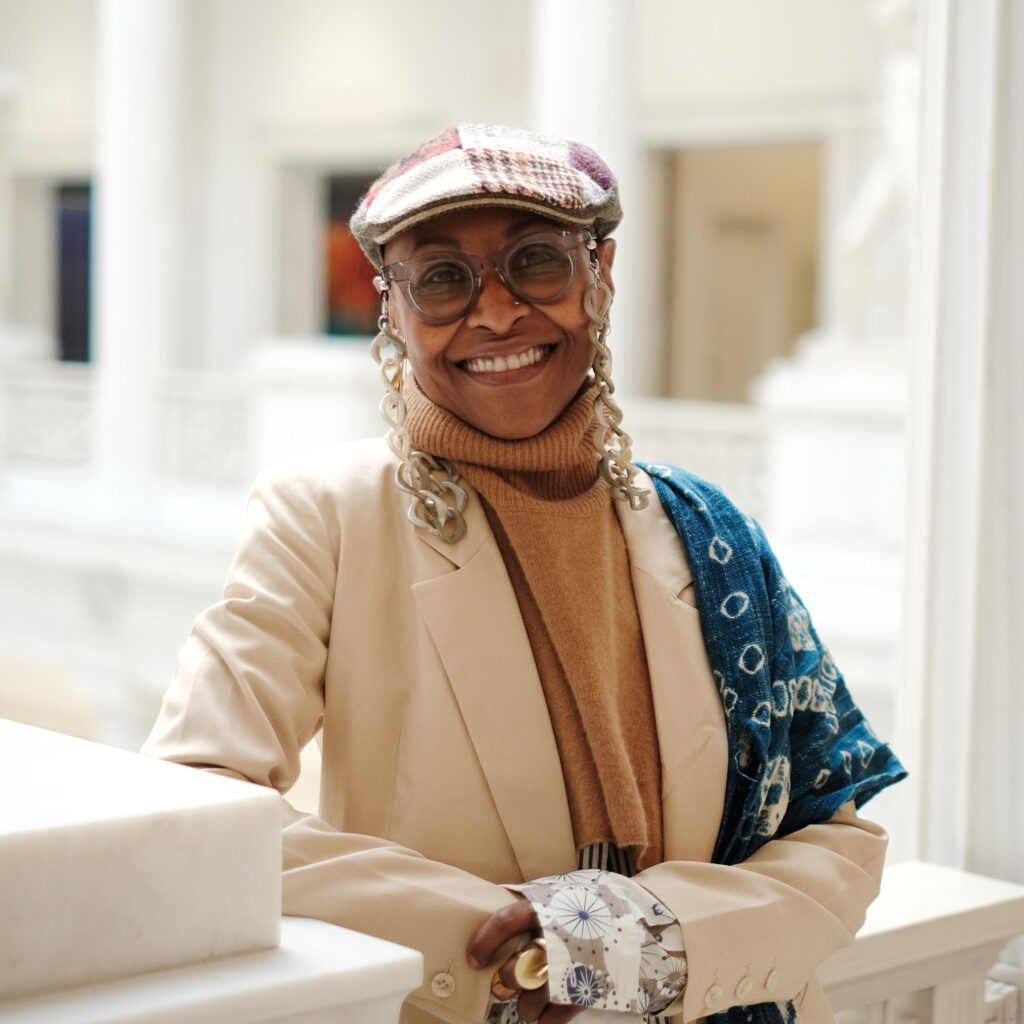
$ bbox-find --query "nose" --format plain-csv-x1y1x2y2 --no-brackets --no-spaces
464,266,530,332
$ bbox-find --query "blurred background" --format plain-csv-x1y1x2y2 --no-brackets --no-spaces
0,0,1019,892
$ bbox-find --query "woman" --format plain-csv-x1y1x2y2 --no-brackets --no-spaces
143,125,905,1024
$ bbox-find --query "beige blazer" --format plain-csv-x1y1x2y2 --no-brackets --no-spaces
144,440,887,1024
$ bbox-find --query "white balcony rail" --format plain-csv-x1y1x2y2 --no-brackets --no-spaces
0,359,768,511
0,360,93,466
160,369,249,484
0,917,423,1024
822,861,1024,1024
626,395,767,522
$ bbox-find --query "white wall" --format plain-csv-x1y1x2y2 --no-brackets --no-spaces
639,0,879,141
0,0,95,146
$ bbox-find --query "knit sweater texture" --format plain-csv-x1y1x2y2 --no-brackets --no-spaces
404,376,663,869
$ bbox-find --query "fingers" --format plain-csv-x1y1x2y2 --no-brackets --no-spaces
494,953,521,992
516,985,548,1022
539,1006,584,1024
517,993,582,1024
466,902,580,1023
466,899,540,969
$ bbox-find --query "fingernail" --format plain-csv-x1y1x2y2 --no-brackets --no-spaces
467,954,481,969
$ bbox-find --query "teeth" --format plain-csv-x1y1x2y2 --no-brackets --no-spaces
465,346,549,374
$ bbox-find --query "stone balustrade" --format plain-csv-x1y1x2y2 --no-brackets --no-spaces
2,717,1021,1024
822,862,1024,1024
0,916,423,1023
0,352,767,511
0,718,422,1023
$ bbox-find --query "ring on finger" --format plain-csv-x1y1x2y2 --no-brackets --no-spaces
490,971,519,1002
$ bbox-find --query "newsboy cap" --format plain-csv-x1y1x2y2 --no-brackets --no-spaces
349,124,622,267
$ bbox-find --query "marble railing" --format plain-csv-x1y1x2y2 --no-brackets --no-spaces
0,359,93,466
822,862,1024,1024
0,359,251,481
0,358,767,504
2,719,1022,1024
625,394,768,522
160,369,249,484
0,718,423,1023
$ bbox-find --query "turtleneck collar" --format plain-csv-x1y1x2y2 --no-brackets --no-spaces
402,374,604,504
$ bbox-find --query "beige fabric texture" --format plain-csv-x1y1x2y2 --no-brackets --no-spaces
143,441,887,1024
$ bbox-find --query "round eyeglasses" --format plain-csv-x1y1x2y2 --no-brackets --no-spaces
377,229,594,326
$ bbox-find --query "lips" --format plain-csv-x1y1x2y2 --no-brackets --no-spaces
461,344,553,375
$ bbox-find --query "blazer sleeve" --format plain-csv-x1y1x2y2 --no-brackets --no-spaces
633,801,887,1022
142,466,519,1024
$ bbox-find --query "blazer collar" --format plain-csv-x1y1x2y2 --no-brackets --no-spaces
413,491,490,569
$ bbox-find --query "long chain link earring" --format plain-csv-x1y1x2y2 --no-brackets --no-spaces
370,286,468,542
584,244,649,511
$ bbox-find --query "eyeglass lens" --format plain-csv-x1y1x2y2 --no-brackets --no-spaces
396,232,582,324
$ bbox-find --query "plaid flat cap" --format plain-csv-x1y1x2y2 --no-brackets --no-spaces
350,124,622,267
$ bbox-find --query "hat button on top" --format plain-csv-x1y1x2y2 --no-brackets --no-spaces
431,971,456,997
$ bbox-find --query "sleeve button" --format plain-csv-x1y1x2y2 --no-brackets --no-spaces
765,969,781,993
736,976,753,999
431,971,456,997
704,984,724,1008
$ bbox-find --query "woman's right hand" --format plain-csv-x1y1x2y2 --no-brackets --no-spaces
467,900,583,1023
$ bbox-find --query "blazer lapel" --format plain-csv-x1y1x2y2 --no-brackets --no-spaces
618,475,729,864
412,500,576,882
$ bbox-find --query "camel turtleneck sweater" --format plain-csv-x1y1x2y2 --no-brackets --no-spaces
404,377,663,870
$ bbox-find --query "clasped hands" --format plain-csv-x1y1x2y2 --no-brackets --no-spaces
467,899,583,1024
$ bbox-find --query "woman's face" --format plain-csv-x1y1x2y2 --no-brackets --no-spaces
383,207,615,440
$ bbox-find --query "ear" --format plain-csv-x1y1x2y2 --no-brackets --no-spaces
595,238,616,296
377,244,408,339
380,282,407,340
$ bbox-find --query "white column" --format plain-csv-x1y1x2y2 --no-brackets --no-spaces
528,0,654,397
900,0,1024,895
91,0,190,498
0,75,14,332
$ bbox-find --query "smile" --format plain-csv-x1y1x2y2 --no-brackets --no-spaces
461,345,553,374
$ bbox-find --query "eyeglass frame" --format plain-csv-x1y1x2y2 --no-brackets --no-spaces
374,228,597,326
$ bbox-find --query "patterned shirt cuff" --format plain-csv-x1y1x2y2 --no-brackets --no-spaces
505,869,687,1016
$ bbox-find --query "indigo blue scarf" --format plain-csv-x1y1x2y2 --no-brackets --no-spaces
640,463,907,1024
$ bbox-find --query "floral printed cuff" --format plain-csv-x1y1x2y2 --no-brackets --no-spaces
505,869,687,1017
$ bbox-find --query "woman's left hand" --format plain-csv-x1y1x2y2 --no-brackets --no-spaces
467,900,583,1023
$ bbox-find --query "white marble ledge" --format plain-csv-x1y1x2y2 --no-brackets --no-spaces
0,719,281,1000
820,860,1024,1010
0,916,424,1024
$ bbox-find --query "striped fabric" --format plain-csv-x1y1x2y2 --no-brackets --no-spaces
577,840,634,875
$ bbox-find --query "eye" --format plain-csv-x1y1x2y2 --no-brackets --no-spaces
511,243,562,273
508,240,573,299
416,260,471,291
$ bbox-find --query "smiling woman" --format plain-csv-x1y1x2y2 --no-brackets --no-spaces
143,124,904,1024
380,208,614,442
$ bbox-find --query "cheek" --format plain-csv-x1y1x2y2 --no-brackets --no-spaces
399,324,454,382
553,301,595,355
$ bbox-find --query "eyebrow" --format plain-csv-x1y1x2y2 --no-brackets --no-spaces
410,234,461,253
408,216,556,254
